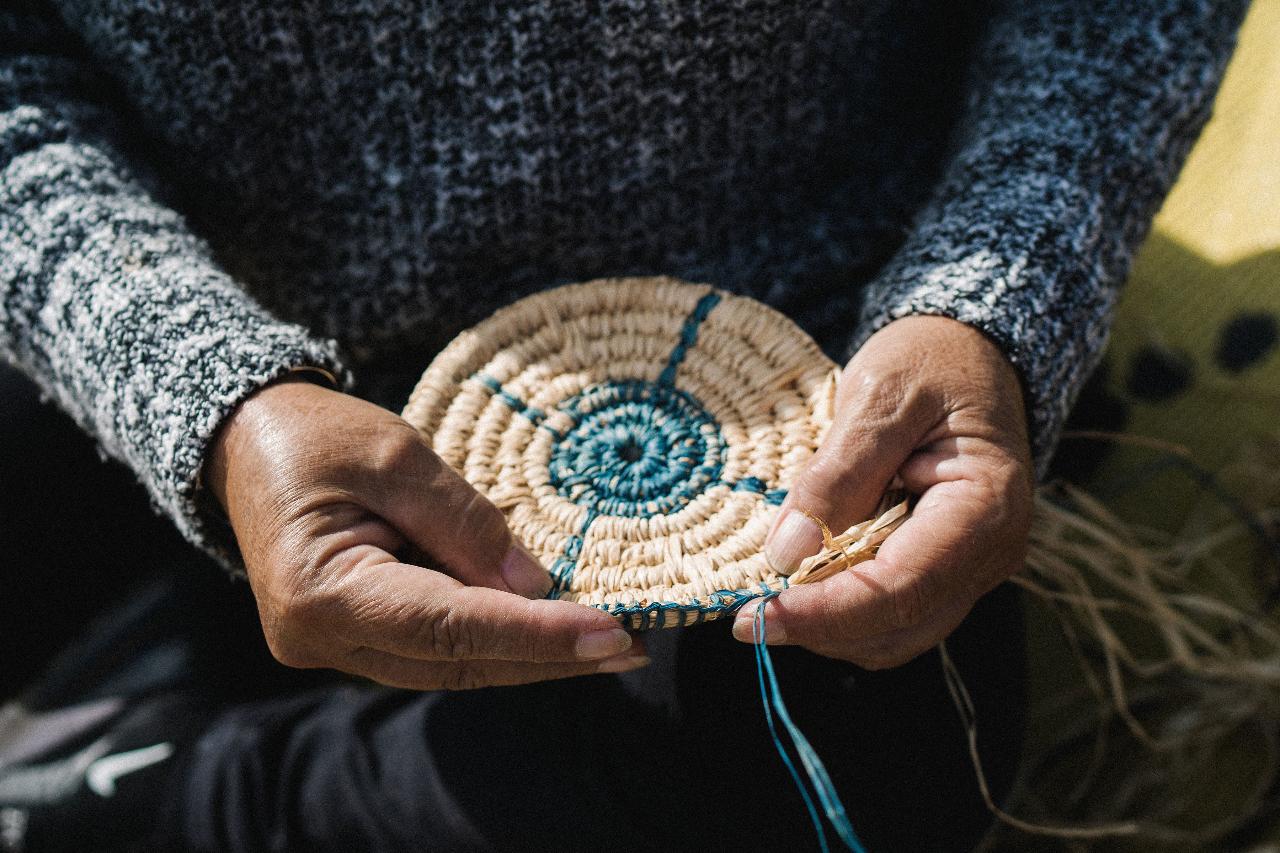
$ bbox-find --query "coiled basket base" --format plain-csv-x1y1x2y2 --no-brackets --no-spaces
402,277,902,629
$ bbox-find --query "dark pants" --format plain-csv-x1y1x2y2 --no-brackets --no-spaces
2,366,1026,852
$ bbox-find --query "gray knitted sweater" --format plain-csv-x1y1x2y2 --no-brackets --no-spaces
0,0,1245,560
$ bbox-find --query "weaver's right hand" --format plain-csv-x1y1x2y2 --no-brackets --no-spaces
205,375,648,690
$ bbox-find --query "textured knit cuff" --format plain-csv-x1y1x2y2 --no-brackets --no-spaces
846,172,1116,482
168,326,352,572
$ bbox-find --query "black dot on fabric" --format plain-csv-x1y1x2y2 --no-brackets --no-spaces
1125,345,1194,402
1215,312,1279,373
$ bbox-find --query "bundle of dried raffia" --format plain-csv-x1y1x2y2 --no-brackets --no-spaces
975,471,1280,850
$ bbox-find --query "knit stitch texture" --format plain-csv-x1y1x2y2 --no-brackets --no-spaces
0,0,1246,562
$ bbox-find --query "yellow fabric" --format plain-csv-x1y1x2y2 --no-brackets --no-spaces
1088,0,1280,529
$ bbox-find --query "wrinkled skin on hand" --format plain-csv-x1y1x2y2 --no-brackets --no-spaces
206,377,649,690
733,316,1034,669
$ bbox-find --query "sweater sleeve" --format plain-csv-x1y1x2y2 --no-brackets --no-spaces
0,1,349,563
848,0,1247,477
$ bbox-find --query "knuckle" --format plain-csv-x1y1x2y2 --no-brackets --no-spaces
458,491,509,549
796,455,868,526
508,614,555,663
437,490,512,576
252,556,342,671
888,569,932,630
422,607,482,661
263,630,317,669
801,451,854,500
369,422,433,479
841,367,912,427
973,463,1034,555
277,573,344,632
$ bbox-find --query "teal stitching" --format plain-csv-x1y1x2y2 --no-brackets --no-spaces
470,300,805,621
731,477,788,506
658,290,721,386
475,373,503,394
472,371,546,425
548,509,596,598
548,380,726,518
594,579,789,627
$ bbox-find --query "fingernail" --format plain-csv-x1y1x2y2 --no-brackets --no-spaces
501,543,551,599
575,628,632,661
731,601,788,644
597,655,651,673
731,602,759,643
765,511,823,575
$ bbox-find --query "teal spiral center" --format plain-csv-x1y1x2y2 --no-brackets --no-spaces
549,380,726,517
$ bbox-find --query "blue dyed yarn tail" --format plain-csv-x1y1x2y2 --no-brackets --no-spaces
752,592,869,853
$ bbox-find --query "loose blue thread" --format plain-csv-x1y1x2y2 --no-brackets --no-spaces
754,594,868,853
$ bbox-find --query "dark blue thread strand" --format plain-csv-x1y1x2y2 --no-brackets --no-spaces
754,592,829,853
754,595,867,853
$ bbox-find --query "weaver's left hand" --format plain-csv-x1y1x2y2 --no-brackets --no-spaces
732,315,1034,668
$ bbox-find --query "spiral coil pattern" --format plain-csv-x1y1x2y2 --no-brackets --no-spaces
402,277,842,629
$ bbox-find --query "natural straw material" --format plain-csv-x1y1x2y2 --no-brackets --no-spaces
403,277,907,629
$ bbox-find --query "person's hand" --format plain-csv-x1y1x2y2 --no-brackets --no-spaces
732,316,1034,668
206,376,648,689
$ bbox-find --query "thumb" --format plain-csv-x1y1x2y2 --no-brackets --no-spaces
367,427,552,599
765,368,931,574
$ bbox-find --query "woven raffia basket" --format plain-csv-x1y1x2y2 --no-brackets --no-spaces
403,277,907,629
